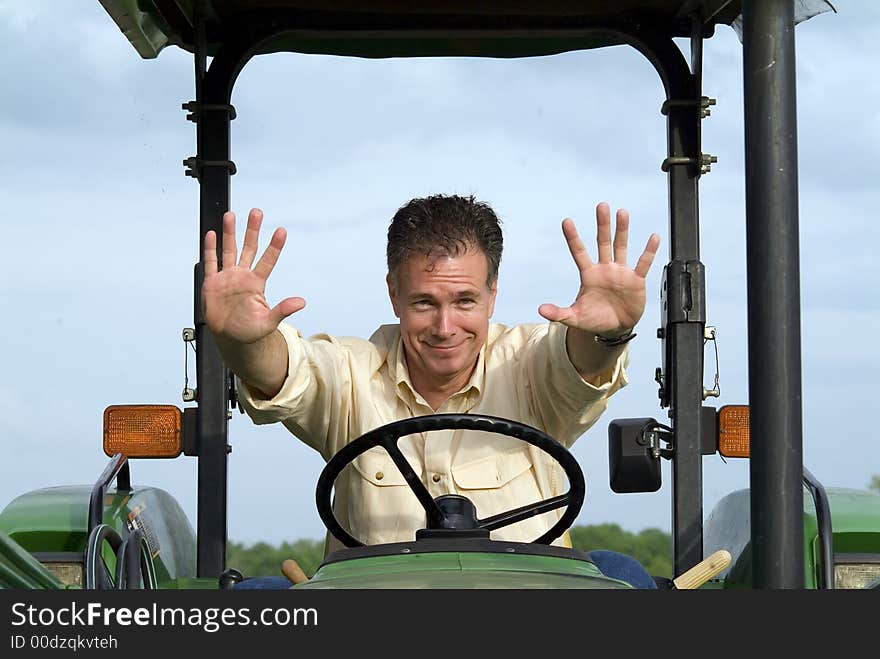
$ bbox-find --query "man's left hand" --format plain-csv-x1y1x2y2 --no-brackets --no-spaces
538,202,660,338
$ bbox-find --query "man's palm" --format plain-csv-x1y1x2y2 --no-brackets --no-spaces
539,204,659,336
203,208,305,346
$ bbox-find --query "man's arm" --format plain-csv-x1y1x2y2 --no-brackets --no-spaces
514,322,628,447
564,326,629,386
214,328,289,399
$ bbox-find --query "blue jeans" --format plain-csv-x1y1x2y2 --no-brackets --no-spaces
231,551,657,589
232,576,292,589
588,550,657,589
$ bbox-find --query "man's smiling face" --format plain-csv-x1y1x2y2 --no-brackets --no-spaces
388,247,497,402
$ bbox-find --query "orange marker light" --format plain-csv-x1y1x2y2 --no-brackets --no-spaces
718,405,750,458
103,405,182,458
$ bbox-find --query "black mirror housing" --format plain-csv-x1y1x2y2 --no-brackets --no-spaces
608,418,662,493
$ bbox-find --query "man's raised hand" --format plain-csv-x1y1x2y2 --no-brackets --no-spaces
538,202,660,337
203,208,305,346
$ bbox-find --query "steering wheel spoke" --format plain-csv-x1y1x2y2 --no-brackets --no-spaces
478,493,571,532
381,437,445,527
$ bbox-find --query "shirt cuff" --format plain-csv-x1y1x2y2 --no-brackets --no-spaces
236,322,307,425
553,322,629,400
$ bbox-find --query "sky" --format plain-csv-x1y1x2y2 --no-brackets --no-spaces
1,1,877,547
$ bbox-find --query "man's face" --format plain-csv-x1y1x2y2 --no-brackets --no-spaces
388,248,497,395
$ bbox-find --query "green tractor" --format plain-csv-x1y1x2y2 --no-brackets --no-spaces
2,0,879,591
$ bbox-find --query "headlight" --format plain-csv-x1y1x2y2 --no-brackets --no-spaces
33,554,85,588
834,559,880,589
44,563,84,588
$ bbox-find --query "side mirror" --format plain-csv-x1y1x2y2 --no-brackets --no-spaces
608,418,662,493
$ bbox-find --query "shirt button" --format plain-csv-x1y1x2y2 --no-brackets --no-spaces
432,473,441,483
375,471,384,481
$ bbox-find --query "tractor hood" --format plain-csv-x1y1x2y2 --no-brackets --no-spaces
297,539,632,589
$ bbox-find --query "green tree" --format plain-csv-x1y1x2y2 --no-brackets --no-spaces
227,524,673,580
870,475,880,492
227,538,324,579
568,523,672,577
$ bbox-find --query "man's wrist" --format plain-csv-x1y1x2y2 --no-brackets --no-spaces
593,328,636,347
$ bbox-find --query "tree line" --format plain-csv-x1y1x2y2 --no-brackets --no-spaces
227,523,672,580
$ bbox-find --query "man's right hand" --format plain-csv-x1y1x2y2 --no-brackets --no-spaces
203,208,305,397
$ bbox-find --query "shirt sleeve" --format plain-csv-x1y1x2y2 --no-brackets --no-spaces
519,322,629,447
235,322,357,457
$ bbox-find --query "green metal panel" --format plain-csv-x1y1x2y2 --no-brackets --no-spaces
0,485,197,586
0,531,66,590
0,486,92,553
819,488,880,535
704,487,880,589
298,551,631,589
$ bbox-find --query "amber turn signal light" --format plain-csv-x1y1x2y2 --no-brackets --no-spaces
103,405,182,458
718,405,750,458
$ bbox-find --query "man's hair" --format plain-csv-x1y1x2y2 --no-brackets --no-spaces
386,194,503,288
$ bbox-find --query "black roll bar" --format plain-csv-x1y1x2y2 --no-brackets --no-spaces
87,453,131,537
742,0,805,588
803,468,834,589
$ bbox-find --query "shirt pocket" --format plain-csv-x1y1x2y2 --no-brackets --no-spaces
351,446,415,487
450,449,533,490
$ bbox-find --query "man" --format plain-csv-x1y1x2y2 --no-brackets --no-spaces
203,194,660,587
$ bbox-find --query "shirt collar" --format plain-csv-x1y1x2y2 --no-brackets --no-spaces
390,329,486,405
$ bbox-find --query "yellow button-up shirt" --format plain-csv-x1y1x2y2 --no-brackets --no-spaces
237,321,627,555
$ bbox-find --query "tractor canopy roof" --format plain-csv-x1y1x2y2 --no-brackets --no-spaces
99,0,835,59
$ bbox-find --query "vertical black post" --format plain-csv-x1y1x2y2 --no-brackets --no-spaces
193,20,232,579
742,0,805,588
627,29,706,578
663,76,705,579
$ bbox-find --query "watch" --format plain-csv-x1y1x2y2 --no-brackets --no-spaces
593,329,637,347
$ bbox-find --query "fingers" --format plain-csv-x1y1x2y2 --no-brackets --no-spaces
204,230,218,275
238,208,263,269
253,226,288,281
613,208,629,265
270,296,307,326
634,233,661,278
538,303,574,324
595,202,613,264
208,207,283,279
221,211,238,270
561,218,593,272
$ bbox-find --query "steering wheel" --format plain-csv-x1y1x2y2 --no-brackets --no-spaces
316,413,585,548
